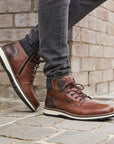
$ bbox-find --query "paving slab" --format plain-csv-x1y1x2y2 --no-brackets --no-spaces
95,123,114,135
54,119,103,131
0,98,29,116
47,131,108,144
0,124,58,140
0,101,44,118
0,137,36,144
0,117,18,126
16,115,63,127
0,137,14,144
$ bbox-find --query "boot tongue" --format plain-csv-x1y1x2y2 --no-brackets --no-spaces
62,75,74,83
57,75,74,92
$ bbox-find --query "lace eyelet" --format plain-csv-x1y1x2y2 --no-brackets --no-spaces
79,99,82,102
66,98,70,102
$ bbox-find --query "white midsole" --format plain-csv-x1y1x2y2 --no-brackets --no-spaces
43,108,114,120
0,47,35,111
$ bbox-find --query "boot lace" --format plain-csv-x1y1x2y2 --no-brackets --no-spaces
29,52,44,82
63,82,92,104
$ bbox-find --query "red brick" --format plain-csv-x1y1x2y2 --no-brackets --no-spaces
91,7,109,21
71,58,80,73
81,58,96,71
83,85,95,96
106,23,114,35
0,0,31,13
103,70,113,82
109,81,114,92
103,46,114,58
109,12,114,24
81,29,97,44
89,45,103,57
89,71,102,84
96,32,113,46
89,16,106,33
96,82,108,95
71,43,89,57
15,13,38,27
103,0,114,11
0,14,12,27
71,27,81,42
96,58,112,70
34,0,38,11
0,29,30,42
72,72,88,85
111,59,114,69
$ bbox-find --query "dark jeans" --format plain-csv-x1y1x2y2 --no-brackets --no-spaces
21,0,106,79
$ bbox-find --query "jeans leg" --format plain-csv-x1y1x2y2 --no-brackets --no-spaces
38,0,71,79
20,0,107,77
38,0,107,79
69,0,107,28
23,0,106,50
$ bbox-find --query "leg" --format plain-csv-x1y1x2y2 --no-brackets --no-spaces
38,0,107,79
0,0,108,112
20,0,107,56
20,24,39,56
38,0,114,120
68,0,106,28
38,0,71,79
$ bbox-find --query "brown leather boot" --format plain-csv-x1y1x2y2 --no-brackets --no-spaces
44,75,114,120
0,42,43,111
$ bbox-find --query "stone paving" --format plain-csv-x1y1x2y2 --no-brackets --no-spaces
0,94,114,144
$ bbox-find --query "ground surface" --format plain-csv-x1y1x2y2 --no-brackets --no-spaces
0,94,114,144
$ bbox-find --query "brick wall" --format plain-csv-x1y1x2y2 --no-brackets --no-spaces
0,0,114,100
70,0,114,96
